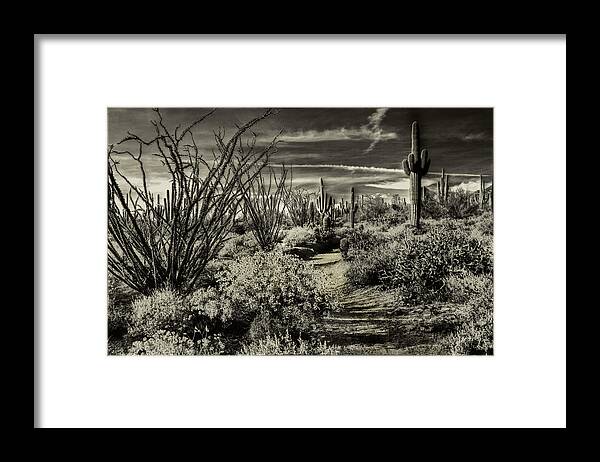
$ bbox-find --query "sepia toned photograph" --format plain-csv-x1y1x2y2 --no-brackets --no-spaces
107,107,493,356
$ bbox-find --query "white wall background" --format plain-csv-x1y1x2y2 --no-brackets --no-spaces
36,35,566,428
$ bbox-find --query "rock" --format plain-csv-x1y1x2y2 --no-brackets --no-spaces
284,246,316,260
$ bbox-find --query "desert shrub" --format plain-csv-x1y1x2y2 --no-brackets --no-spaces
128,330,198,355
129,287,230,342
360,194,390,222
379,204,410,226
217,251,337,339
346,225,492,304
107,274,136,337
313,226,339,252
441,274,493,355
129,289,189,338
230,219,249,235
423,190,481,220
444,272,493,304
473,212,493,236
282,226,316,248
443,315,493,355
339,238,350,258
128,330,225,355
239,330,340,355
334,226,353,240
218,232,260,259
346,241,403,286
108,301,131,338
344,226,381,253
381,228,492,305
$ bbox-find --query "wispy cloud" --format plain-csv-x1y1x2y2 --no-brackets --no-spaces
276,108,397,145
365,177,439,190
288,164,404,174
363,108,392,154
463,132,488,141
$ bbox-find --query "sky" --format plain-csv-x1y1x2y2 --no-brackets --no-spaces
108,107,493,201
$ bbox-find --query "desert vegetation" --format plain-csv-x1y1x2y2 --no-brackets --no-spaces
108,111,494,355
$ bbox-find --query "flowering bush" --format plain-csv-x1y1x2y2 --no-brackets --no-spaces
128,330,225,355
444,272,493,304
346,242,403,286
312,226,339,252
129,289,190,338
339,225,381,260
281,226,316,248
381,228,492,305
218,232,260,259
217,251,337,339
422,190,481,220
128,287,231,344
441,272,493,355
238,330,340,355
128,330,198,355
346,223,492,305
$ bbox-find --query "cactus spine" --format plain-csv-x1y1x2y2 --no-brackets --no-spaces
402,121,430,228
349,187,359,228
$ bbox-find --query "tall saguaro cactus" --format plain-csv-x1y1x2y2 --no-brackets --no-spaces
402,121,431,228
316,178,333,228
437,168,449,203
479,174,485,209
349,187,359,228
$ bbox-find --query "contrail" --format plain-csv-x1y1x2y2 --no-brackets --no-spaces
363,108,389,154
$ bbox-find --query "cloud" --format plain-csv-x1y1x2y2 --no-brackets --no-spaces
275,108,397,145
279,126,397,143
288,163,403,174
365,177,439,190
451,179,493,192
463,132,488,141
364,108,392,154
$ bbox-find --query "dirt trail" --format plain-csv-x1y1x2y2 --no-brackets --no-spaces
310,250,456,355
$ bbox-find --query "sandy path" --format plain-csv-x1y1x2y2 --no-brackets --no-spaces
310,250,456,355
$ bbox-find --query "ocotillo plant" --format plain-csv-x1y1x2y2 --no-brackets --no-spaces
349,187,359,228
284,187,313,227
107,108,280,294
402,121,431,228
437,168,449,203
242,165,289,251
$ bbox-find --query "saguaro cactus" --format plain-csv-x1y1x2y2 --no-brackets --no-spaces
316,178,333,228
437,168,449,203
308,201,315,225
479,174,485,209
349,187,359,228
402,121,431,228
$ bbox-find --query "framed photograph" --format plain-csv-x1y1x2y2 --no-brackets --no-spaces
35,34,566,428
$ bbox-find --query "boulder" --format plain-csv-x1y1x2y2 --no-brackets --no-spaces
284,246,316,260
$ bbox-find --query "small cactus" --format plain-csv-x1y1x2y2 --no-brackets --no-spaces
401,121,430,228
